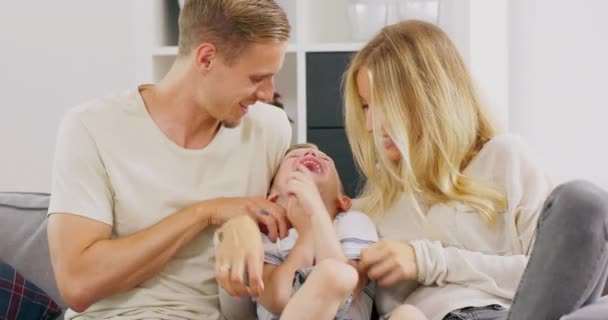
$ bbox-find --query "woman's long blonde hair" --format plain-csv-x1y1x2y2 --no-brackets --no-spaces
344,20,506,224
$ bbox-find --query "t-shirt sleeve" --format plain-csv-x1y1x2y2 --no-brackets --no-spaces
47,111,114,225
334,211,378,260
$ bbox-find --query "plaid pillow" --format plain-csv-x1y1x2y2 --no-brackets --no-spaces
0,262,61,320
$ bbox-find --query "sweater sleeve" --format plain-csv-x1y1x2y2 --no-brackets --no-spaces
412,135,553,299
411,239,527,299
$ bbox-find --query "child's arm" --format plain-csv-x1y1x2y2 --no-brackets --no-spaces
258,232,314,315
286,164,347,263
309,205,347,262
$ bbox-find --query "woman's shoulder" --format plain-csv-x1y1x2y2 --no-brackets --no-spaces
480,134,528,158
468,134,531,170
467,134,552,214
465,134,547,187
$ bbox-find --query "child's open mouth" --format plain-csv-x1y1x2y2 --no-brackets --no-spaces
298,157,323,174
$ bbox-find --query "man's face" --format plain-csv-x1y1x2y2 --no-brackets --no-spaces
270,148,343,199
199,41,287,128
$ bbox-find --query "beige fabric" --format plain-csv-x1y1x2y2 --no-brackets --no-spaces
48,87,292,320
373,135,553,320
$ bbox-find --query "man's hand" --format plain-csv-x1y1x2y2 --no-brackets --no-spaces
203,197,288,242
215,215,265,298
358,240,418,287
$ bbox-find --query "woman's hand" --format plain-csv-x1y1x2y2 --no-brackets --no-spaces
359,240,418,287
215,215,265,298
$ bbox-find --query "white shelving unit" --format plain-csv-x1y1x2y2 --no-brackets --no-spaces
134,0,508,143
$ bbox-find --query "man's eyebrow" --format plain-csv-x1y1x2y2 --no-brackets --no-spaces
251,73,274,79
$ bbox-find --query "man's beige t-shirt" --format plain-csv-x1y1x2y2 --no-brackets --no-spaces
48,87,292,319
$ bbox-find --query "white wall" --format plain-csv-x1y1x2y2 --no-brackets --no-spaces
2,1,607,192
0,1,136,192
509,0,608,189
440,0,509,130
468,0,509,130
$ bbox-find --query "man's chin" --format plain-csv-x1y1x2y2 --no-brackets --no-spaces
221,119,241,129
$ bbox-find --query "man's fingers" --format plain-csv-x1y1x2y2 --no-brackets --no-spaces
256,199,289,242
258,200,288,239
255,210,278,242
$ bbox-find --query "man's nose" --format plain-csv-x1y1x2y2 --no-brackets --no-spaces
304,151,317,157
256,77,275,103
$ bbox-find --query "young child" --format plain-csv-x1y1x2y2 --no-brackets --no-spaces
253,143,378,320
218,143,430,320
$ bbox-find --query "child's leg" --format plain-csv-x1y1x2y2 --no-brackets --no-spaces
388,304,428,320
281,258,358,320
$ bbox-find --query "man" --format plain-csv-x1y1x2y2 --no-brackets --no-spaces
47,1,291,319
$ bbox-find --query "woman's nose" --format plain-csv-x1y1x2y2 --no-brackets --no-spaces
304,151,317,157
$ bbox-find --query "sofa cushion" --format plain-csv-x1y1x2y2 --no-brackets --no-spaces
0,261,61,319
0,192,65,316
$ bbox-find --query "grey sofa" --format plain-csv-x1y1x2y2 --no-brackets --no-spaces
1,192,607,320
0,192,66,318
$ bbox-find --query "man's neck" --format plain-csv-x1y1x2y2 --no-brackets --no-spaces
140,60,221,149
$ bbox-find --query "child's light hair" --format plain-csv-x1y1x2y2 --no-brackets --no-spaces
285,143,319,155
343,20,506,224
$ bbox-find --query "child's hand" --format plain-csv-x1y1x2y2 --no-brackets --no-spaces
286,164,326,214
286,196,312,233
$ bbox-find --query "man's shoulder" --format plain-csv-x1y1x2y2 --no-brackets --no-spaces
66,89,140,125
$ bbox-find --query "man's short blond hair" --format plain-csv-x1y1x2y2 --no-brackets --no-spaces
178,0,291,64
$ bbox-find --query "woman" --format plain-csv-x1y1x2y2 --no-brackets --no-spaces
342,20,608,320
215,20,608,320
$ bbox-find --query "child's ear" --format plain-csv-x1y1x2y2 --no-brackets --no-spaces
336,195,352,212
267,192,280,203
